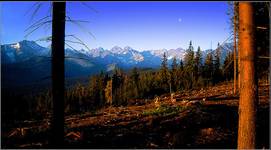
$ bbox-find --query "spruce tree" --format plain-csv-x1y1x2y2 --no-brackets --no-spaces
178,59,184,90
130,67,139,98
131,67,139,87
171,57,178,92
112,68,124,105
223,52,234,81
195,46,202,81
184,41,195,89
214,42,222,83
160,52,170,91
204,52,214,85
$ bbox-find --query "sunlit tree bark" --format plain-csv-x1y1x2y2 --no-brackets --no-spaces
237,2,257,149
233,2,237,94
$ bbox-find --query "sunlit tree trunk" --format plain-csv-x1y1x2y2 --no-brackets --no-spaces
233,2,237,95
237,2,257,149
238,42,241,91
236,3,241,91
51,2,66,148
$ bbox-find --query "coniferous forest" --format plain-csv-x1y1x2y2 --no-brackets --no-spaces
1,1,270,149
3,41,239,119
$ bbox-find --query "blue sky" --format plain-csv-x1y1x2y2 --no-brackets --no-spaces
1,2,231,51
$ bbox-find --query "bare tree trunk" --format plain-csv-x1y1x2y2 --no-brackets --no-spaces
237,2,257,149
237,3,241,91
51,2,66,148
238,40,241,91
233,2,237,95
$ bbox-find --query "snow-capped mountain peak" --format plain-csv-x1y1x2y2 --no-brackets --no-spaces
123,46,133,51
111,46,123,54
1,40,50,64
1,40,233,71
11,42,20,50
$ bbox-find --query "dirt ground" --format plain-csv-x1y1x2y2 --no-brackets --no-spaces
2,81,270,148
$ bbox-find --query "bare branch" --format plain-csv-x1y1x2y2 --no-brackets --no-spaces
44,21,52,34
24,3,95,52
256,26,268,30
48,3,53,17
25,21,52,38
30,3,42,22
65,42,78,52
66,19,90,24
65,39,85,45
25,20,52,32
214,34,233,53
24,2,40,17
222,56,233,72
65,34,91,51
25,15,51,32
258,56,271,59
81,2,99,13
65,56,94,63
66,16,96,40
65,39,91,51
35,36,52,42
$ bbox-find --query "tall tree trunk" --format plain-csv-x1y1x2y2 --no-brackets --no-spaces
51,2,66,148
237,2,257,149
233,2,237,95
237,3,241,91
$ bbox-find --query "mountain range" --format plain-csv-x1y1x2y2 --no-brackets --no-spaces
1,40,233,90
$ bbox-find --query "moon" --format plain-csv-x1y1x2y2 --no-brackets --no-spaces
178,18,182,22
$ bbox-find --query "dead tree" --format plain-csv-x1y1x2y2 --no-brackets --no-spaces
237,2,258,149
51,2,66,148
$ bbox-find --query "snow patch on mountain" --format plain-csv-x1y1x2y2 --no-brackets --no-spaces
11,43,20,50
133,53,144,62
1,40,233,71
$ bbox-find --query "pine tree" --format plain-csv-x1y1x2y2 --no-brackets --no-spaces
214,42,222,83
160,52,170,91
184,41,195,68
98,71,106,106
88,76,100,106
130,67,139,98
223,52,234,81
184,41,195,89
227,2,239,92
171,57,178,92
178,59,184,90
194,46,202,81
179,59,184,71
112,68,125,105
105,79,113,105
204,52,214,85
131,67,139,87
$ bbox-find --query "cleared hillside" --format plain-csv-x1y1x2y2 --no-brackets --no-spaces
2,81,269,148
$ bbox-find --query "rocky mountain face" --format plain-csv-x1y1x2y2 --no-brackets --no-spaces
1,40,233,89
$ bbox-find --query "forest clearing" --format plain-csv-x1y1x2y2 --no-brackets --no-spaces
2,81,269,148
